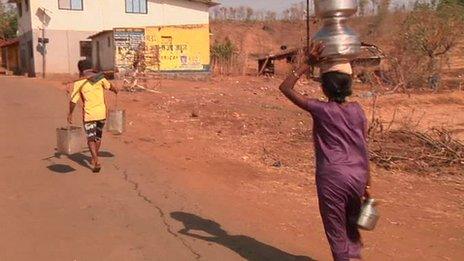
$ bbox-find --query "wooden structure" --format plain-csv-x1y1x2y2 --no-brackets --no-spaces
257,48,300,76
0,38,20,75
257,43,385,77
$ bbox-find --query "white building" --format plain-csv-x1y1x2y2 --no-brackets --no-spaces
9,0,218,76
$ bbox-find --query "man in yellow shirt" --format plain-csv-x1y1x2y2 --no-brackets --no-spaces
68,66,118,173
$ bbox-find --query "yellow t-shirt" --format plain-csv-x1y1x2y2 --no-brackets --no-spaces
71,78,111,122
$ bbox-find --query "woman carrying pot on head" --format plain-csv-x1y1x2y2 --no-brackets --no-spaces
279,43,371,261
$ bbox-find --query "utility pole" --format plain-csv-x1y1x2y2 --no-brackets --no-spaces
37,7,51,78
41,27,46,78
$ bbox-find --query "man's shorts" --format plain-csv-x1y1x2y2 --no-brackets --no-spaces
84,120,105,142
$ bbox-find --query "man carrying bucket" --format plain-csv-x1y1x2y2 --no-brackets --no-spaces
67,64,119,173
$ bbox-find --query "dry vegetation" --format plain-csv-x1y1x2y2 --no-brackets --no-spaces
204,0,464,178
210,0,464,91
368,99,464,176
369,128,464,176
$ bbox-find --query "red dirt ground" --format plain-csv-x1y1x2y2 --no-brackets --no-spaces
47,75,464,260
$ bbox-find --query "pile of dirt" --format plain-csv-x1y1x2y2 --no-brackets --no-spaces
370,128,464,176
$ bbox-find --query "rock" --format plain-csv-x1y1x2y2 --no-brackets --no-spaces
272,161,282,168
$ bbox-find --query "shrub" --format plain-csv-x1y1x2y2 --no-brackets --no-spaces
394,1,464,89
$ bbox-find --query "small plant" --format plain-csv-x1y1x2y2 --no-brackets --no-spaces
211,37,236,61
0,2,17,39
211,38,240,75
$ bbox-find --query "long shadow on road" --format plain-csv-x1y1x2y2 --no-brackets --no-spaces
44,151,115,174
170,211,315,261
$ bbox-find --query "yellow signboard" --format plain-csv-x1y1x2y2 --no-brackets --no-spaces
145,24,210,72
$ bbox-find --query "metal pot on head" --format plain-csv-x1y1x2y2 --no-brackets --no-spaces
313,0,361,62
313,17,361,62
315,0,358,18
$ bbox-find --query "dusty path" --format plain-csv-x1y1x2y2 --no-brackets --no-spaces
0,77,318,261
1,76,463,261
0,77,207,260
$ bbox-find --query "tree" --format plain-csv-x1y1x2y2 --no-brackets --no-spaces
367,0,390,35
370,0,380,14
0,1,17,39
265,11,277,21
283,1,306,22
245,7,254,21
397,2,464,88
358,0,370,16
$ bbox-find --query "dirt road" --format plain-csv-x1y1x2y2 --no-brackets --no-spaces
0,77,266,261
1,76,463,261
0,77,197,260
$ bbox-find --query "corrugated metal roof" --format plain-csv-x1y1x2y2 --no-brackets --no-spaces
88,30,113,39
189,0,220,6
0,38,19,48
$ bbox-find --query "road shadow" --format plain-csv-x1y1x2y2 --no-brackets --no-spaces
47,150,115,171
170,212,315,261
82,150,115,158
98,151,115,158
67,153,93,170
46,164,76,174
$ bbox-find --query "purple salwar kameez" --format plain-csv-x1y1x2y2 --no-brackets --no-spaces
305,100,369,261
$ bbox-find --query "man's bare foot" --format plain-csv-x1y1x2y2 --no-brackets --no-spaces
91,159,101,173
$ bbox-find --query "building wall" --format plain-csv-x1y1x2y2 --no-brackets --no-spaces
145,24,211,72
17,0,211,74
29,0,209,31
16,0,33,36
91,32,115,72
18,31,35,76
31,29,97,74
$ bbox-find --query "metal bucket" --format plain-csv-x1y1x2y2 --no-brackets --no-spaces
107,109,126,134
56,126,83,155
357,198,379,231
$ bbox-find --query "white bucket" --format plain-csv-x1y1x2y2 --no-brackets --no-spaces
56,126,83,155
107,109,126,134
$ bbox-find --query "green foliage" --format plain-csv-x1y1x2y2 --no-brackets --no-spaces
211,37,236,61
0,2,17,39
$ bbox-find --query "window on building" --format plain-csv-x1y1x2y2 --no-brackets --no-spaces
125,0,147,14
107,36,111,47
58,0,83,11
79,41,92,58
